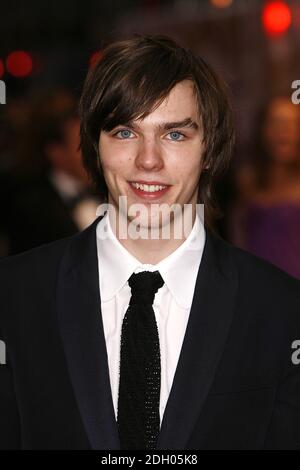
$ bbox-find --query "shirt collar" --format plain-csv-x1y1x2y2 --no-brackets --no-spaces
96,209,206,309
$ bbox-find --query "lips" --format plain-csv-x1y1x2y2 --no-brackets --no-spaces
128,181,171,200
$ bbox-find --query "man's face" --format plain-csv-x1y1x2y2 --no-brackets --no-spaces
98,80,204,230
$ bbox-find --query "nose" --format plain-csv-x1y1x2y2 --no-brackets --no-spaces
134,137,164,172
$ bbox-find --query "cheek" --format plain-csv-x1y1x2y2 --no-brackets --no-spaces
172,148,202,182
100,138,135,169
101,156,132,188
99,143,126,175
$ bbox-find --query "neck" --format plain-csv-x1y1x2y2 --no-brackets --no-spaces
108,206,197,264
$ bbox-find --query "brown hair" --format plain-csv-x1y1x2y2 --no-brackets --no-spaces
79,34,235,229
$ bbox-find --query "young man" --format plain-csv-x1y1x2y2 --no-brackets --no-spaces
0,35,300,450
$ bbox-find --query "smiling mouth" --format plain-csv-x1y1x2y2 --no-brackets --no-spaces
130,182,168,192
128,181,171,199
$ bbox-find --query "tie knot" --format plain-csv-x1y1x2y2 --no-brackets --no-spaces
128,270,164,306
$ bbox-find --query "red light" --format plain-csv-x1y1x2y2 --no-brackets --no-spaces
89,50,103,68
262,1,292,36
0,59,4,78
6,51,33,77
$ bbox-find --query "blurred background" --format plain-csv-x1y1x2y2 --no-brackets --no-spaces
1,0,300,279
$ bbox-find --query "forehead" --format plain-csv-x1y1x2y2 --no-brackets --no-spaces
137,80,199,124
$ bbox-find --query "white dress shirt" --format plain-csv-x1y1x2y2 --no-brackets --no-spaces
96,210,206,425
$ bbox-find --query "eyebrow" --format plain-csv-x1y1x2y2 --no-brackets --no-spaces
115,117,199,132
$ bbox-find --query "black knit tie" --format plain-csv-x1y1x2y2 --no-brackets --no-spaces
117,270,164,450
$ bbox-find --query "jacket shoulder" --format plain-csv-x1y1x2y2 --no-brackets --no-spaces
208,231,300,306
0,235,71,278
231,240,300,289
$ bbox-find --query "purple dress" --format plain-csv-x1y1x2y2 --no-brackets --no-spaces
244,202,300,279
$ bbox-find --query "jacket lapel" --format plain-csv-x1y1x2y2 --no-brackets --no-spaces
57,216,121,450
156,230,238,450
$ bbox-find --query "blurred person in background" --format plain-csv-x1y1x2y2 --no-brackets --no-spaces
230,95,300,279
1,88,100,256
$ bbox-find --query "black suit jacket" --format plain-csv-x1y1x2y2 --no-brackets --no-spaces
0,216,300,450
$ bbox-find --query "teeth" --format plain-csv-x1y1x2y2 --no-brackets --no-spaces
131,182,167,192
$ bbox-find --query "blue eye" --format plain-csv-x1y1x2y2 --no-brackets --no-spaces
117,129,133,139
168,131,184,141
